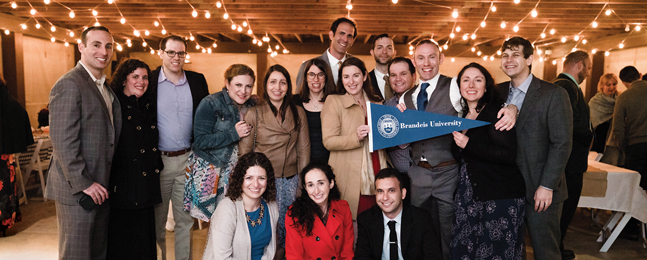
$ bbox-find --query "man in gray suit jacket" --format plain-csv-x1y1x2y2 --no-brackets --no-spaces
498,36,573,260
296,17,357,90
46,26,121,260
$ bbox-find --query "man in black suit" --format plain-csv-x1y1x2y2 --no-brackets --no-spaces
296,17,357,90
369,34,396,101
151,35,209,260
356,168,442,260
498,36,573,260
551,50,593,260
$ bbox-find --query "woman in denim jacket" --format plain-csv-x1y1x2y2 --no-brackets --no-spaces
184,64,256,221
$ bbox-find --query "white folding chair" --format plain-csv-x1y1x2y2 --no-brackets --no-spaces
22,139,53,201
13,153,28,205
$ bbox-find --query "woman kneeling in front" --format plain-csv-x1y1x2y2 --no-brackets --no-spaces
285,163,354,259
202,152,279,260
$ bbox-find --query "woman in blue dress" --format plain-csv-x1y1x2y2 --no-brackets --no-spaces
450,63,526,260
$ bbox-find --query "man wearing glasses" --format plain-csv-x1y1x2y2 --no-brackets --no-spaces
151,35,209,260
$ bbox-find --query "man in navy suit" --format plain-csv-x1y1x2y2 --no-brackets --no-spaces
355,168,442,260
498,36,573,260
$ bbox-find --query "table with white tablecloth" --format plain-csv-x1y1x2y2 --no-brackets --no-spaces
578,152,647,252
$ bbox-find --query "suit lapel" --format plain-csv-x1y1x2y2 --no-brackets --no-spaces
321,52,330,65
400,206,412,256
77,64,113,129
517,77,542,129
317,207,341,253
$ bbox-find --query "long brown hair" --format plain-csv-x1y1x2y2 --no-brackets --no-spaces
262,64,300,128
297,58,337,103
336,57,382,103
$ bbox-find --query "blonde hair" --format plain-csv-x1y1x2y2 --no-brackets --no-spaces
597,73,618,92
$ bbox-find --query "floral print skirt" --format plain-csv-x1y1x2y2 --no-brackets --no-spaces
184,149,237,222
450,161,525,260
1,154,21,233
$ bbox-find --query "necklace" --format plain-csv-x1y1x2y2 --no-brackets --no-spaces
245,201,265,227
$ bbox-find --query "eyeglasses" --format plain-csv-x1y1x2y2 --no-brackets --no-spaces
164,50,187,58
307,72,326,79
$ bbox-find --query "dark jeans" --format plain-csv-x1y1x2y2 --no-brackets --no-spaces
626,142,647,190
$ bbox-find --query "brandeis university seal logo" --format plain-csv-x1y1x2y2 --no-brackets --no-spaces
377,114,399,138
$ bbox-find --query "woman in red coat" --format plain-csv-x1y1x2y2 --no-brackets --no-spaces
285,163,354,259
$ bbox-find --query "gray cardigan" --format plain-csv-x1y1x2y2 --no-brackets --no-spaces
202,197,278,260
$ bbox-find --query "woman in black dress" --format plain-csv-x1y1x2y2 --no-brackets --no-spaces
106,59,163,259
449,63,525,260
294,58,337,163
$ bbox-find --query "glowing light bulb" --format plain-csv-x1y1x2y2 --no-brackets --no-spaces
205,12,211,19
186,54,190,59
94,22,100,26
513,25,519,32
30,9,37,15
531,9,537,17
192,10,198,18
605,9,611,16
450,33,455,38
20,24,26,29
451,58,455,62
625,24,630,31
36,23,41,29
257,41,262,46
500,22,506,28
471,34,476,39
196,44,200,49
201,48,206,53
161,29,166,35
243,21,248,27
237,26,243,32
150,49,155,54
392,0,398,3
471,47,476,52
92,10,98,16
267,47,272,53
483,56,488,61
145,30,150,36
275,45,280,50
223,13,229,19
283,49,289,54
127,42,132,47
497,50,502,55
574,35,580,41
514,0,520,4
572,48,578,52
550,29,556,35
253,39,257,44
539,57,544,62
552,60,557,65
452,9,458,18
443,44,448,50
636,25,642,31
213,43,217,48
592,21,598,28
69,11,75,18
537,49,542,55
108,0,114,4
44,0,50,4
346,3,353,10
605,51,610,56
462,34,468,40
116,45,123,51
490,56,495,61
51,26,56,32
208,48,212,54
591,49,597,54
247,29,253,35
491,6,496,12
409,45,414,50
64,42,69,47
4,30,9,35
455,26,461,32
127,39,131,43
561,37,567,43
409,50,413,55
120,17,126,24
77,39,81,44
477,51,482,56
541,32,546,38
619,43,624,48
142,42,147,47
134,30,140,36
11,2,17,8
582,39,587,44
231,24,237,30
481,21,486,28
217,1,222,8
154,21,159,27
50,37,55,42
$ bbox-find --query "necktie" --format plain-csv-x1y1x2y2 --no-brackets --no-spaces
417,83,430,111
383,75,393,101
99,82,114,126
388,220,398,260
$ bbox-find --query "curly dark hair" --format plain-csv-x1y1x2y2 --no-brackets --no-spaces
455,62,500,115
110,58,151,95
288,162,341,237
226,152,277,202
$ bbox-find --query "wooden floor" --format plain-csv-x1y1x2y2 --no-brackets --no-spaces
1,197,646,260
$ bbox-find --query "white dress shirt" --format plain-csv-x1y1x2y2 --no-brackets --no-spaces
326,48,347,83
398,73,462,113
382,209,404,260
374,68,387,98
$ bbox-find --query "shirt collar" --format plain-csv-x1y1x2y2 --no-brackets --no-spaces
382,207,403,226
158,66,187,85
417,73,441,89
78,61,106,86
374,69,386,79
510,73,533,94
326,48,346,64
561,72,580,86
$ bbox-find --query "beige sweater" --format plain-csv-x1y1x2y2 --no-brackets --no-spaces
202,197,278,260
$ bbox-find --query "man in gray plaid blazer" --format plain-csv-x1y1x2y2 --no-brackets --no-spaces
46,26,122,260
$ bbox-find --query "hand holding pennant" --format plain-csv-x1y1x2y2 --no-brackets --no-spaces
367,103,490,152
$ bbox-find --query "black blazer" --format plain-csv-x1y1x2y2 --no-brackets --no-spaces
355,204,442,260
149,66,209,119
551,73,593,174
451,100,525,201
369,69,384,100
